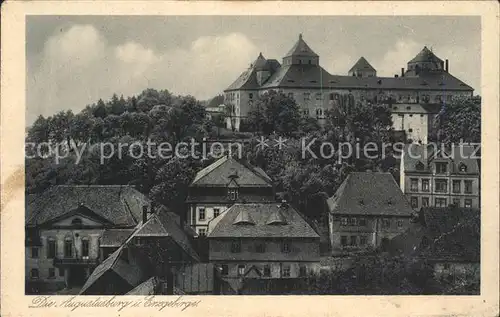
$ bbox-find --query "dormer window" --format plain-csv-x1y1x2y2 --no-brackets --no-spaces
459,163,467,172
435,162,448,174
228,188,238,201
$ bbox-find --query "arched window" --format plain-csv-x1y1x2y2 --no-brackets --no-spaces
459,163,467,172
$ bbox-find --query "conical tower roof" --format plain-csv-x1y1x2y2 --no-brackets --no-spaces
284,33,318,57
409,46,443,63
253,52,269,71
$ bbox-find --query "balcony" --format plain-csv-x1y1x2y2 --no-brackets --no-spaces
53,256,99,266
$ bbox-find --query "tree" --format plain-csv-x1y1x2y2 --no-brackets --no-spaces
248,91,301,136
435,95,481,145
27,115,50,144
93,99,108,118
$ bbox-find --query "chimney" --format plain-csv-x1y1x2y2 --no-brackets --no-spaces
401,68,405,77
142,205,148,224
445,59,449,72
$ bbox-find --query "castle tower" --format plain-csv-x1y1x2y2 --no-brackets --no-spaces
405,46,445,76
282,33,319,66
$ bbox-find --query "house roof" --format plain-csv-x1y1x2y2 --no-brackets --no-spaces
101,229,135,247
349,57,376,73
391,103,442,114
208,203,320,238
260,64,472,91
401,144,480,174
80,245,150,295
284,34,319,57
190,156,273,188
26,185,148,227
130,209,200,262
327,172,413,217
225,55,281,91
126,276,161,295
388,208,480,262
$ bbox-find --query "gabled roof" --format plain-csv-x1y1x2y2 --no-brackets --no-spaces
327,172,413,216
208,203,319,238
349,57,376,73
253,53,269,71
233,209,255,225
284,34,319,57
80,246,151,295
101,229,134,247
266,208,287,225
126,276,161,295
128,209,200,262
408,46,444,64
225,55,281,91
402,144,480,174
26,185,148,227
190,156,273,188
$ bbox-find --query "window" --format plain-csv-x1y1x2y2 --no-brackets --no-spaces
228,189,238,201
422,179,430,192
198,228,207,237
288,92,294,99
304,92,311,101
213,208,220,218
422,197,429,207
360,236,367,246
256,242,266,253
341,236,348,246
30,269,39,279
382,218,391,228
302,109,310,116
299,265,307,277
59,268,65,277
340,217,348,226
281,241,290,253
238,265,245,276
452,180,461,193
453,198,461,207
329,93,334,101
315,92,322,100
221,264,229,276
47,239,56,259
81,239,90,258
191,208,196,225
464,180,473,194
411,197,418,209
410,178,418,191
397,220,404,228
359,218,366,226
198,208,206,221
282,265,291,277
249,93,253,99
348,217,358,226
465,199,472,209
48,268,55,279
436,162,448,174
64,238,73,258
435,179,448,193
459,163,467,172
315,108,324,118
31,247,39,258
408,128,413,132
350,236,358,246
71,218,83,226
435,198,447,207
231,240,241,253
263,265,271,277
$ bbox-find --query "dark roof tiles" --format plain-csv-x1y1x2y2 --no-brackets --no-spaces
327,172,413,217
208,203,319,238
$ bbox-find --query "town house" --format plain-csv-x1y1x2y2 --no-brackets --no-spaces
400,144,480,210
25,185,148,293
327,172,414,256
207,202,320,293
186,155,275,237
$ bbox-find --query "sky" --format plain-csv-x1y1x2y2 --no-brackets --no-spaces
26,16,481,125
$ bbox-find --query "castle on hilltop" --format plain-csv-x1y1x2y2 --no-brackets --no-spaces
223,34,473,143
